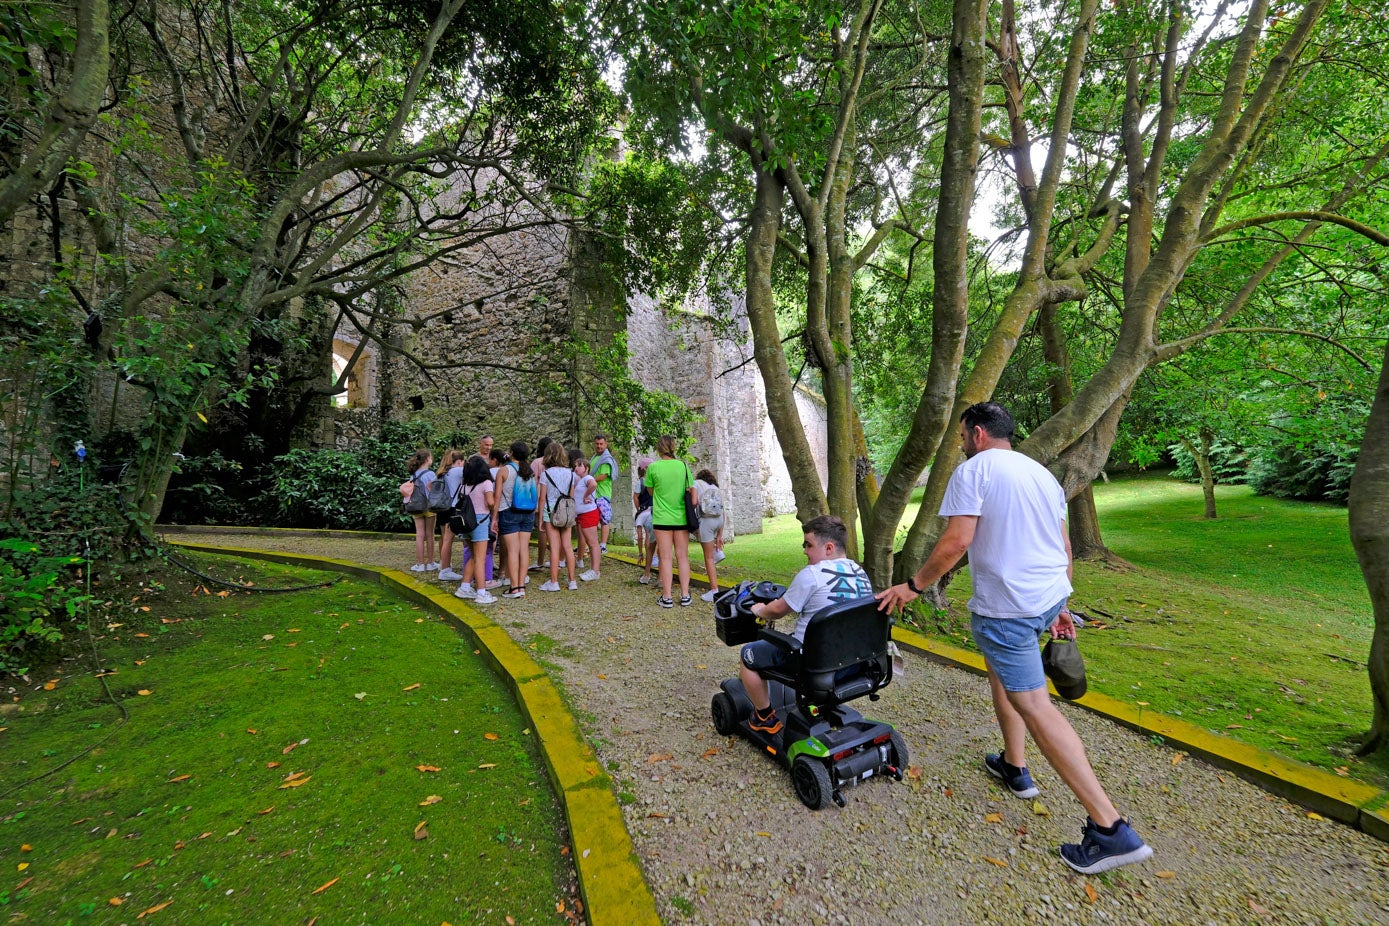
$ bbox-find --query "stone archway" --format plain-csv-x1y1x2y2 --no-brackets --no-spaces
331,337,376,408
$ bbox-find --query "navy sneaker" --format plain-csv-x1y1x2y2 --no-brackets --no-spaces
984,752,1040,799
1059,818,1154,874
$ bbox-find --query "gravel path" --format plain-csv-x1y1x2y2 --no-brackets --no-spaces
179,532,1389,925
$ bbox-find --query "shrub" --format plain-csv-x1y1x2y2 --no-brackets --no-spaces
1246,441,1357,504
261,448,409,531
0,538,90,674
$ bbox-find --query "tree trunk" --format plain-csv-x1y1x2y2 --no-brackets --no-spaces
1197,428,1217,519
860,0,986,586
0,0,109,226
1350,337,1389,754
1038,300,1111,558
744,166,827,520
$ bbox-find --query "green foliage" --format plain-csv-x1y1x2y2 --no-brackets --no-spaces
0,538,89,674
559,333,700,452
261,448,410,532
1244,397,1367,504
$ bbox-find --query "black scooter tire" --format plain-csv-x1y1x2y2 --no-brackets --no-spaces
792,756,833,810
711,691,739,736
889,730,910,770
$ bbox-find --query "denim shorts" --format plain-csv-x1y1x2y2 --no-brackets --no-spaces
970,599,1066,693
498,508,533,536
465,516,491,543
741,640,791,671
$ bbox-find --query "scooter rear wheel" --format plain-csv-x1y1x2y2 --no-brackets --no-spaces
711,691,739,736
791,756,832,810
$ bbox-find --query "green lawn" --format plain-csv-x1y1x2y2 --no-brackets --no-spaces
0,554,575,923
620,473,1382,786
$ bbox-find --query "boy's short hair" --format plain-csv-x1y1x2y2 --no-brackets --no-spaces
802,514,848,553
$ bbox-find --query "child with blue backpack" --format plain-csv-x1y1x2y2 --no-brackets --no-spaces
496,441,538,598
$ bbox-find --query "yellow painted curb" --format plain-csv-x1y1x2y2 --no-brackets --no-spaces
892,624,1389,842
170,541,661,926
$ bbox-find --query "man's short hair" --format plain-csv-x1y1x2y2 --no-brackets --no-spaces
594,433,607,442
960,401,1015,441
802,514,848,553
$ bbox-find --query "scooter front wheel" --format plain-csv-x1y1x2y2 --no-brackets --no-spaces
711,691,739,736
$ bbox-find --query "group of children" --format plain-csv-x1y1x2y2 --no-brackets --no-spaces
402,435,621,604
403,433,729,608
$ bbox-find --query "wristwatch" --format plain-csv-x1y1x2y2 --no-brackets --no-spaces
905,576,923,595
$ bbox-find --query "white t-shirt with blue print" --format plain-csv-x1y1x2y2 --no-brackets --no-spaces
782,557,873,641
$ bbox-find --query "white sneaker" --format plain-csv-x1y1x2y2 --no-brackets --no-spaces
700,589,718,602
486,579,505,589
539,580,560,592
426,561,440,571
579,570,599,582
567,581,578,590
437,568,463,581
714,549,726,563
474,590,497,604
410,563,427,572
651,555,659,567
454,583,477,600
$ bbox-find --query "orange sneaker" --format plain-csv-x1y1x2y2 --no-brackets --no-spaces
749,708,783,735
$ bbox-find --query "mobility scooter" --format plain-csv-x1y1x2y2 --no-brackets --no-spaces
710,581,909,809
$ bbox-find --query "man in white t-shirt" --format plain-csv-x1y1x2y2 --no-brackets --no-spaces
877,402,1152,875
740,515,873,735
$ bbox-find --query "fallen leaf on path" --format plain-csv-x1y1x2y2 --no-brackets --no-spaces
419,795,442,806
137,690,152,696
1171,753,1184,766
701,747,719,758
1249,900,1269,915
906,765,922,780
1306,811,1324,821
403,683,421,691
507,917,516,925
647,812,668,819
133,859,152,868
484,733,499,740
20,844,30,852
166,774,190,783
1031,800,1050,816
43,680,57,691
1155,870,1176,879
217,591,231,598
134,632,150,638
288,628,300,633
311,877,339,895
282,742,300,755
1084,884,1098,904
17,862,28,871
354,692,367,700
109,897,124,906
983,812,1003,824
416,765,441,773
278,776,311,789
261,633,273,640
138,899,174,917
647,753,673,763
982,856,1007,868
596,674,607,679
560,846,570,855
1226,724,1243,729
266,761,280,769
478,763,498,769
413,821,429,840
246,729,257,735
258,806,274,815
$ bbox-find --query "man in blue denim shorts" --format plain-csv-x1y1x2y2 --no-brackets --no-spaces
878,402,1152,874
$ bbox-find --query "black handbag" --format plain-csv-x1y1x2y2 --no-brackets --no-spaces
683,464,700,532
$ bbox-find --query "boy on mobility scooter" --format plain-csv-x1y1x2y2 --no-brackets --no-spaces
711,515,910,809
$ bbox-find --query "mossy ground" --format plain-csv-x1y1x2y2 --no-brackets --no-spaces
1,553,578,924
614,473,1385,788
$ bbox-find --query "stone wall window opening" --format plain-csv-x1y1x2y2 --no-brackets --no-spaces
330,339,373,408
